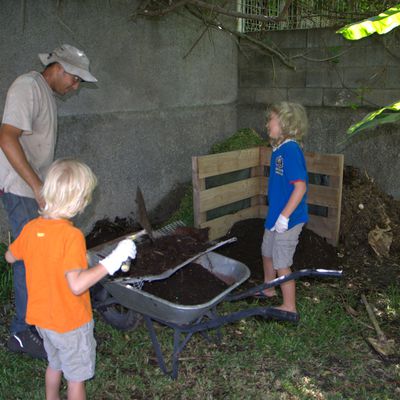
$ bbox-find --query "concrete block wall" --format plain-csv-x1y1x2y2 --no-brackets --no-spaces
238,27,400,199
0,0,237,241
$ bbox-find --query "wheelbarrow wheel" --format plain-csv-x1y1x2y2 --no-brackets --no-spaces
91,283,142,331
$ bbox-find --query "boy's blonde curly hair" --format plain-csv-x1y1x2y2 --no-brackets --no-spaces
268,102,308,142
40,159,97,219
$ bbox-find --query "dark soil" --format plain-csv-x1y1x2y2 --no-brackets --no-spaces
142,263,228,305
112,233,209,279
87,166,400,304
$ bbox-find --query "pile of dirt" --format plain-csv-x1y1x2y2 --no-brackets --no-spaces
340,166,400,256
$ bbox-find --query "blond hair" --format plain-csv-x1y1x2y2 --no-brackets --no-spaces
40,159,97,219
268,102,308,142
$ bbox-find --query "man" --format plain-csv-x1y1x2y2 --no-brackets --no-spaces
0,44,97,359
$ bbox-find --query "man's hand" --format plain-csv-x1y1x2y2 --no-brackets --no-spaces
271,214,289,233
33,185,45,209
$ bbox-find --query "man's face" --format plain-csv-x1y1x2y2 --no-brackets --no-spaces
53,65,81,95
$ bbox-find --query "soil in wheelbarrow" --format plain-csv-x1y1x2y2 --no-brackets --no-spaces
111,227,211,280
86,166,400,303
142,263,229,305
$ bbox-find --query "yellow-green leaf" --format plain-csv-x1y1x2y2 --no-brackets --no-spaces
337,5,400,40
347,101,400,135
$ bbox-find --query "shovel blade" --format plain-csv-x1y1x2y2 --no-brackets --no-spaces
136,187,154,241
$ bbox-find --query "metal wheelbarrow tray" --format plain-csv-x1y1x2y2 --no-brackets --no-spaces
103,251,250,325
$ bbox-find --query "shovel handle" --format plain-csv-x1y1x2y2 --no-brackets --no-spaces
127,229,147,241
121,230,147,272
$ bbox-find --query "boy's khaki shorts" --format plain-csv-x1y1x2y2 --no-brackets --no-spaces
261,223,304,269
37,320,96,382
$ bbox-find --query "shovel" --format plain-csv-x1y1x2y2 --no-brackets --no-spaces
361,294,396,357
136,186,155,242
121,187,154,273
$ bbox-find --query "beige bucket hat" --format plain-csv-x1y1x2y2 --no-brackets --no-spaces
39,44,97,82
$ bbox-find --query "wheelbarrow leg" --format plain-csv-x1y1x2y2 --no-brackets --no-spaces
144,315,196,379
143,315,169,376
199,307,222,344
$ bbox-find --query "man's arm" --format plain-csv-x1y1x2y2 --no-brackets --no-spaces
0,123,44,208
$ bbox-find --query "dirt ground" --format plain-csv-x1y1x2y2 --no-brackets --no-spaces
86,166,400,302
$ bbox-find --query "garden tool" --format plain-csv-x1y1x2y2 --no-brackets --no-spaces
361,294,396,357
136,186,155,242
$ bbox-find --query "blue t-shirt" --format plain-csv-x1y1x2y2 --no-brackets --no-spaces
265,140,308,230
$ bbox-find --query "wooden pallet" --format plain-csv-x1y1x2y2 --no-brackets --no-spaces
192,146,344,246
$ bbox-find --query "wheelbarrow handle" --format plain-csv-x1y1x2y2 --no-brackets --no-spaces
226,268,343,301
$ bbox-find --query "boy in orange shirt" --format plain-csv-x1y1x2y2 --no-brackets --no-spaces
6,159,136,400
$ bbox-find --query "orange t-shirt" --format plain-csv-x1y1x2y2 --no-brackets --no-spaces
10,217,92,333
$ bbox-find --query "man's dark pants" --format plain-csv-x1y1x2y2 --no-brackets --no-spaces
1,192,38,334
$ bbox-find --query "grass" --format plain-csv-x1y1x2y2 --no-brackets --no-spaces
1,276,399,399
0,242,13,304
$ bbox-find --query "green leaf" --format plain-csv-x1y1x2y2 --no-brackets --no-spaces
347,101,400,135
337,4,400,40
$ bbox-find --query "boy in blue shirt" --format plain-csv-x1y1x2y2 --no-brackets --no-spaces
259,102,308,318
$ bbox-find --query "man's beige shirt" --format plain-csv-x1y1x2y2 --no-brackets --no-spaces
0,71,57,198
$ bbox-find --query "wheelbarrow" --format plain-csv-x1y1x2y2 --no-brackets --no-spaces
89,232,342,379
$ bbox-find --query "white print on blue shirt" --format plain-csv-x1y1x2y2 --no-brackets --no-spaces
273,139,295,177
275,155,284,176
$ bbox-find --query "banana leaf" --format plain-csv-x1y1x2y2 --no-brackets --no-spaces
337,5,400,40
347,101,400,135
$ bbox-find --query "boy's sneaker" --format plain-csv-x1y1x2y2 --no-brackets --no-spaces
7,327,47,360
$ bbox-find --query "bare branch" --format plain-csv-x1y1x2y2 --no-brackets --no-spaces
133,0,189,18
132,0,295,69
185,4,295,69
187,0,292,24
133,0,293,24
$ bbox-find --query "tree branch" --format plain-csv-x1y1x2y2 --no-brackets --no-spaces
186,4,295,69
187,0,292,24
133,0,293,23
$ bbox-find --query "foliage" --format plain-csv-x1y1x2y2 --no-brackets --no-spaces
347,101,400,135
165,185,194,227
337,4,400,40
337,4,400,136
210,128,268,154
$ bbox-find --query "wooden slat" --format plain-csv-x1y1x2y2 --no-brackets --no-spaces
259,204,268,218
307,214,338,244
199,206,260,241
304,152,344,176
192,156,206,227
329,157,344,245
307,184,341,208
196,148,260,179
260,146,272,166
199,177,260,212
260,176,268,194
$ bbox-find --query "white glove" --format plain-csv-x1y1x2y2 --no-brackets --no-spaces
100,239,137,275
271,214,289,233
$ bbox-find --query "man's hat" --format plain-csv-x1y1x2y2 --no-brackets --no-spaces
39,44,97,82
